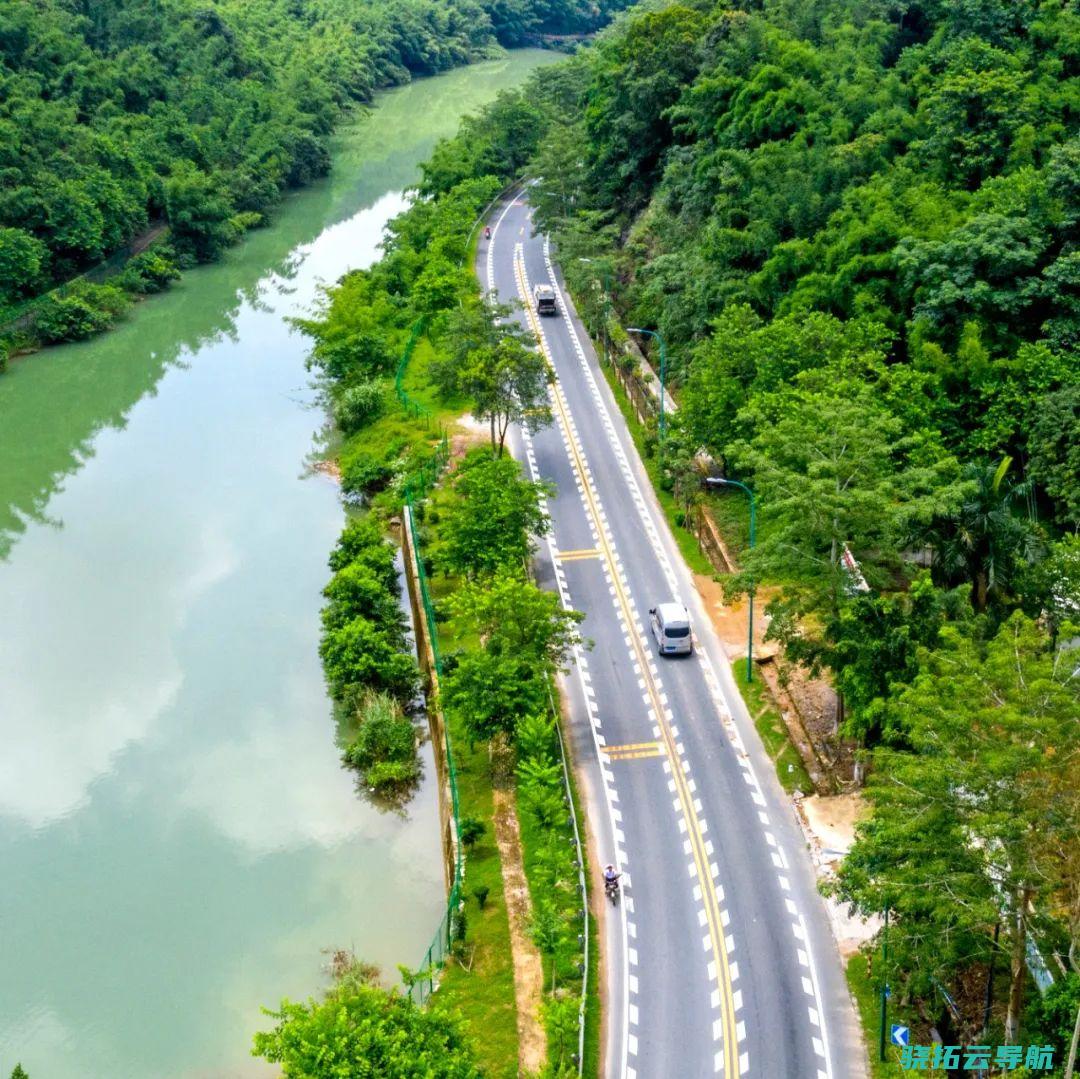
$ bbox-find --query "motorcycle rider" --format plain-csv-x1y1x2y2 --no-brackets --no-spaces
603,864,620,892
484,225,492,240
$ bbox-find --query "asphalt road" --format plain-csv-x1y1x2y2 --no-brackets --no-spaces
480,191,865,1079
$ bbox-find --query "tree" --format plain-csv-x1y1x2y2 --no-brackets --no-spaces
441,449,553,578
322,559,407,638
164,164,235,263
448,574,583,673
459,335,553,456
442,648,548,744
10,1067,29,1079
443,575,583,745
681,307,893,460
805,573,968,746
0,228,48,304
429,295,531,399
327,517,398,581
253,973,481,1077
829,614,1080,1042
1021,535,1080,641
727,380,932,647
1029,385,1080,527
917,456,1040,614
319,616,419,703
1028,974,1080,1075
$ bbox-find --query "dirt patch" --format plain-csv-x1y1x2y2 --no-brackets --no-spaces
490,758,547,1073
801,792,866,857
311,458,342,481
450,413,489,462
692,573,779,661
794,792,880,958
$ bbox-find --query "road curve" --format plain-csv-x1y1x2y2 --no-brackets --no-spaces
479,190,865,1079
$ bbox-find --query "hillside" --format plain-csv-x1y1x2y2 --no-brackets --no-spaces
0,0,626,330
408,0,1080,1059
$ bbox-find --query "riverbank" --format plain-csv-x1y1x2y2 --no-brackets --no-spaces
292,66,606,1066
0,36,548,373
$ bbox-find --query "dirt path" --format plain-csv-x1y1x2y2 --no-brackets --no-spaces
491,786,548,1074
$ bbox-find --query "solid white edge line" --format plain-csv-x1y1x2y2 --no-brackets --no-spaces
540,226,837,1078
489,195,631,1079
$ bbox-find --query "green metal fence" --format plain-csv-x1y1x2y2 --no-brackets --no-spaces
404,503,462,1007
387,306,462,1007
394,315,431,424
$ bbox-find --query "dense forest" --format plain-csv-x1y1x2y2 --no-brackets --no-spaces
0,0,627,357
377,0,1079,1062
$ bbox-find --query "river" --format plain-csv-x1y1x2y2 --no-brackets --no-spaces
0,50,557,1079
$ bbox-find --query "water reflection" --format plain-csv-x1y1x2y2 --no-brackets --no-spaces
0,52,561,1078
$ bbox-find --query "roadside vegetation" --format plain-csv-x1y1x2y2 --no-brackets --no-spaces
420,0,1080,1066
254,957,482,1077
320,517,423,798
257,76,601,1073
421,449,591,1076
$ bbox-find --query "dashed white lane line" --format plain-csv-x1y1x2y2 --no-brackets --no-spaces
488,195,633,1079
505,211,840,1079
536,240,840,1076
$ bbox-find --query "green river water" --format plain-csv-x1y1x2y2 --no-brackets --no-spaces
0,50,556,1079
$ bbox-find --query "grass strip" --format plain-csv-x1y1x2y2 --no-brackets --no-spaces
732,664,813,795
434,716,521,1078
597,360,715,578
845,951,922,1079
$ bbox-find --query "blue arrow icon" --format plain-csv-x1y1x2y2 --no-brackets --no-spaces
890,1024,909,1047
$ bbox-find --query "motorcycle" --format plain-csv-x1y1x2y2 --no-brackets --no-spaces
484,225,491,240
604,875,620,905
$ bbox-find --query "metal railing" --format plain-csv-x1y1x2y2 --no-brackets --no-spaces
404,502,461,1007
392,308,459,1006
394,315,432,424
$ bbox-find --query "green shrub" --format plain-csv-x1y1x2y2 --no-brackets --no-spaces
459,815,487,848
341,448,393,499
116,246,181,294
342,691,419,791
516,712,556,763
473,884,490,910
452,903,468,946
253,976,481,1076
364,759,418,788
34,283,129,344
335,380,386,432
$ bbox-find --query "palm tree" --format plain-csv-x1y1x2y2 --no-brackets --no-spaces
921,457,1039,613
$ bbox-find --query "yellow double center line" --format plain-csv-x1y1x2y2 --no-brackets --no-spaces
513,247,739,1076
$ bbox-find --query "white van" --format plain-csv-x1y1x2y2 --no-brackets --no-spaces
649,602,692,656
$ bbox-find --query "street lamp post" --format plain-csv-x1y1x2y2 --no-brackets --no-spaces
710,477,756,682
626,327,667,447
880,905,890,1062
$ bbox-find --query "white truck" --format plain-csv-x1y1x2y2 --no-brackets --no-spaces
533,283,557,316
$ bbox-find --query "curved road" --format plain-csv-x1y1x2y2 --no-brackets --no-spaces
481,191,864,1079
